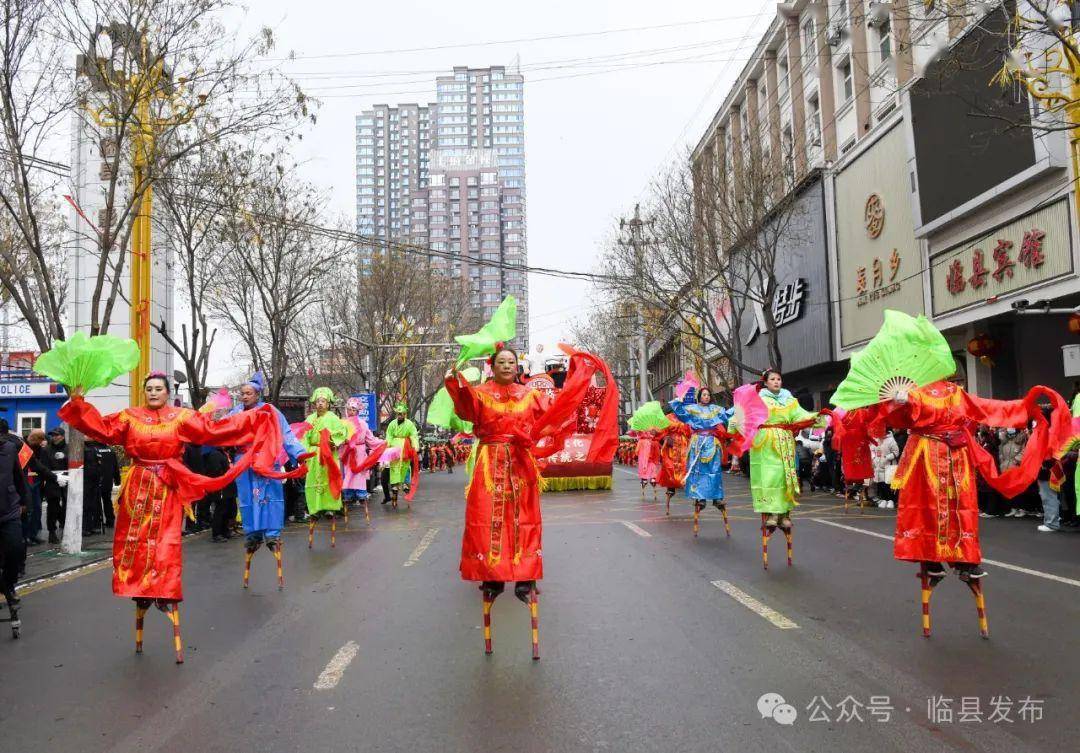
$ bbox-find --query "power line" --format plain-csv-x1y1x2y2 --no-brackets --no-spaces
257,14,782,62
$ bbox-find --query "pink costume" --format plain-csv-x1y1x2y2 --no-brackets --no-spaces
341,401,383,493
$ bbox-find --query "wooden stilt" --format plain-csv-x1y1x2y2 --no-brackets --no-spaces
343,502,349,528
665,493,671,516
483,595,494,655
363,499,371,524
243,550,254,588
693,503,700,537
308,517,315,549
720,504,730,537
919,564,933,638
966,579,989,639
331,516,337,548
135,603,148,654
761,514,770,571
272,542,284,590
784,526,793,567
168,604,184,664
530,590,540,661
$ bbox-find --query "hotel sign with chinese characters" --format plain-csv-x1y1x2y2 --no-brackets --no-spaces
930,198,1073,316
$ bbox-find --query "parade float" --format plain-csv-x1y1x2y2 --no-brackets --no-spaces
523,343,619,491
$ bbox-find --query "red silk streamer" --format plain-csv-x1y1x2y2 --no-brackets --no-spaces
319,428,343,500
402,436,421,501
348,440,388,474
559,345,620,464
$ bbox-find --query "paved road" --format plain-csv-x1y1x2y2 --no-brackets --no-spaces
2,468,1078,753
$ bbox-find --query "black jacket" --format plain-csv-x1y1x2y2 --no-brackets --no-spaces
0,434,31,524
41,438,68,499
84,441,121,489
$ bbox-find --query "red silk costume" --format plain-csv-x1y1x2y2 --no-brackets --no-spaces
445,356,597,582
655,420,691,490
833,408,874,481
871,381,1070,564
59,397,292,601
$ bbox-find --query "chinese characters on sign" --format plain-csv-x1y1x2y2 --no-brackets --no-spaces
855,249,902,307
943,228,1046,297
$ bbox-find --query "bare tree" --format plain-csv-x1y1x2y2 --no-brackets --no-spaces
599,147,808,390
314,250,481,419
210,154,346,404
151,140,236,408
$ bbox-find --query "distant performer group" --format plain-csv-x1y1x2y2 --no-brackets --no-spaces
14,302,1078,661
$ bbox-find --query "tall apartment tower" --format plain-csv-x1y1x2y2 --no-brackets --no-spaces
355,66,528,346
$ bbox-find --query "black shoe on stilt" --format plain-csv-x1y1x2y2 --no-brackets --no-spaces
514,580,537,604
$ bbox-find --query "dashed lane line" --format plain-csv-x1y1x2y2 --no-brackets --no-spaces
620,521,653,538
711,580,799,629
403,527,440,567
313,641,360,690
810,517,1080,589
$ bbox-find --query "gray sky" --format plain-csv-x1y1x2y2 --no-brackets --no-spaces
233,0,772,355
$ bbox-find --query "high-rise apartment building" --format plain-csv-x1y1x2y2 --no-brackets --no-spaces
355,65,528,345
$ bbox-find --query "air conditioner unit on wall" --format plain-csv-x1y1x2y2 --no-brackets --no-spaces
867,3,892,29
825,23,845,46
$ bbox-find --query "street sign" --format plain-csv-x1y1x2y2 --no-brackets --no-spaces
351,391,378,431
0,381,66,397
1062,345,1080,377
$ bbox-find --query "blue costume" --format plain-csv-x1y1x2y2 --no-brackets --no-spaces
669,392,732,501
227,373,304,543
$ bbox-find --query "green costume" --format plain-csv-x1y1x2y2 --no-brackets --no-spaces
386,405,419,486
750,388,818,514
303,387,349,515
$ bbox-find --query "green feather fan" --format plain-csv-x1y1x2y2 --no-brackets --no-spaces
628,401,670,432
831,310,956,410
32,332,140,393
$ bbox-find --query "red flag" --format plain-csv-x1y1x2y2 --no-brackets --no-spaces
18,442,33,469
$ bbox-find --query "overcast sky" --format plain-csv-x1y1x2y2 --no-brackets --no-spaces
230,0,773,356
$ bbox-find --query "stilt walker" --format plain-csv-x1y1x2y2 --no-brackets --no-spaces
341,397,382,526
668,382,733,539
228,372,308,590
301,388,349,548
740,372,821,570
46,334,294,661
655,418,691,517
444,296,600,660
631,428,660,498
386,403,420,510
831,311,1071,638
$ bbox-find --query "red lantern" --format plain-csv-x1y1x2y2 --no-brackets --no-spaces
967,333,1000,367
1068,313,1080,335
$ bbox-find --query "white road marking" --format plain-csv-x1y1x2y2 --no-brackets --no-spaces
620,520,653,538
810,517,1080,589
711,580,799,629
313,641,359,690
403,527,440,567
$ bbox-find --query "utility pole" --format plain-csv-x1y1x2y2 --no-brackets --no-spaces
619,204,653,408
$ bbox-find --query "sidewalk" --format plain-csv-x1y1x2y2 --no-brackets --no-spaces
19,529,115,587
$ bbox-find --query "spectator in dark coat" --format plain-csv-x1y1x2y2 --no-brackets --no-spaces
83,440,121,534
0,418,30,604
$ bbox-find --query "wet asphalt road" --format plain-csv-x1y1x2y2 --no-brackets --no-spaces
1,468,1079,753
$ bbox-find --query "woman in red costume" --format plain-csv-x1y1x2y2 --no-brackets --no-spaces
655,417,691,515
60,372,297,662
873,380,1070,637
445,346,598,659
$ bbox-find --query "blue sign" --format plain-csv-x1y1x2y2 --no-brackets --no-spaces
352,392,378,432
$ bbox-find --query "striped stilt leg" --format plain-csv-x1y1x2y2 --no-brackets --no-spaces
482,594,494,655
652,483,657,502
665,492,671,516
693,503,700,537
308,517,315,549
966,579,989,639
918,565,933,638
363,499,371,524
243,548,254,589
343,502,349,528
272,542,284,590
331,516,337,548
168,604,184,664
135,602,148,654
761,514,770,571
720,505,730,538
784,527,793,567
529,590,540,661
